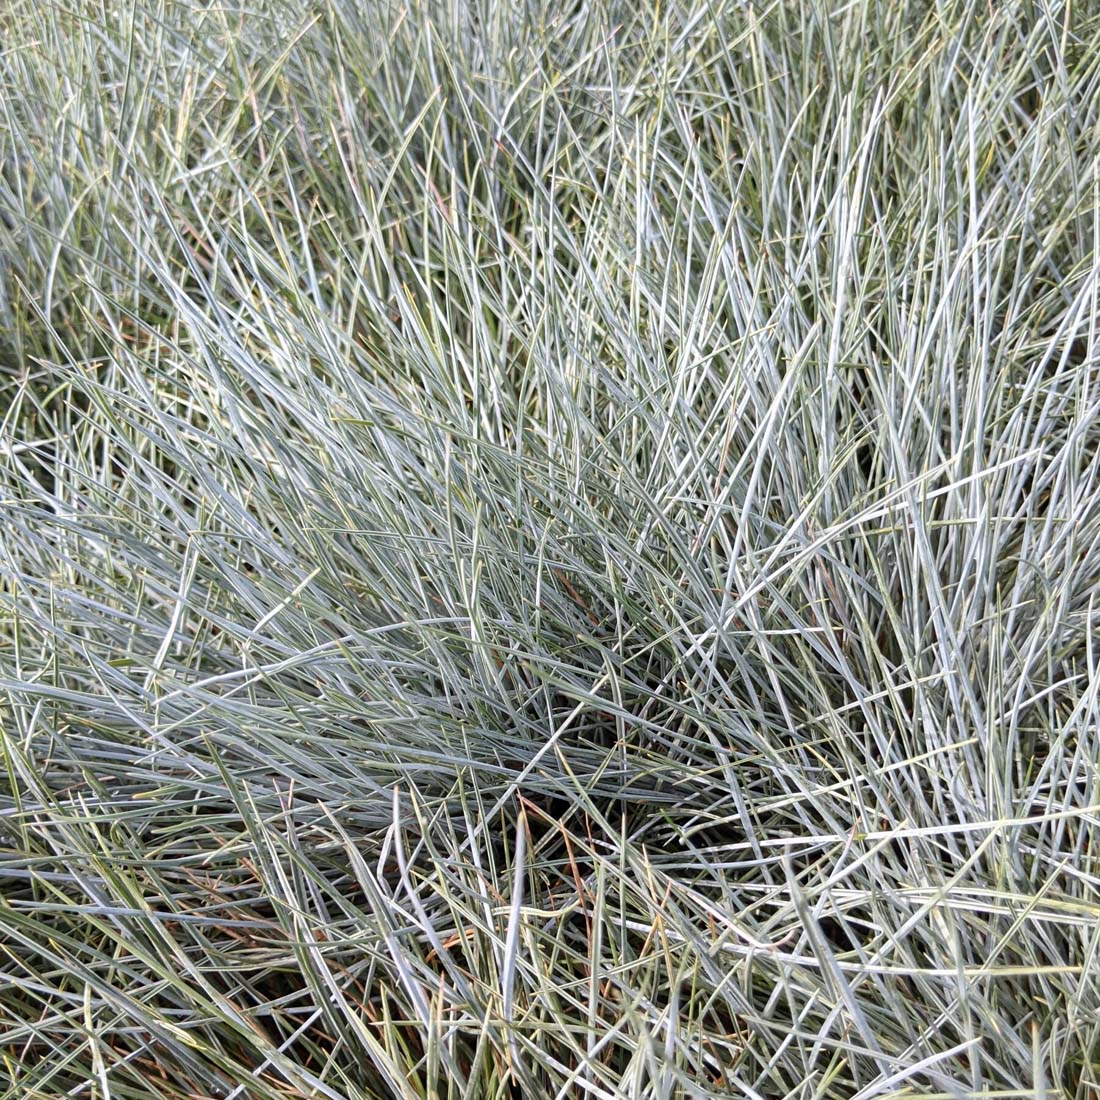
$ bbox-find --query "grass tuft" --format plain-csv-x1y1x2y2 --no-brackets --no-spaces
2,0,1100,1097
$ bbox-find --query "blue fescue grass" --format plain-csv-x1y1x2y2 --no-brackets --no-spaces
2,1,1100,1097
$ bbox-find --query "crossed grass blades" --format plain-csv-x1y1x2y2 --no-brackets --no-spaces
2,0,1100,1097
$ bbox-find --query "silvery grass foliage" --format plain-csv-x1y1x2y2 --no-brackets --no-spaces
1,0,1099,1096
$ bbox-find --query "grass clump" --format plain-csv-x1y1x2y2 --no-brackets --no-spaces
2,0,1100,1096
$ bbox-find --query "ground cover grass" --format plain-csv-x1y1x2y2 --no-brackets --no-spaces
2,0,1100,1096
